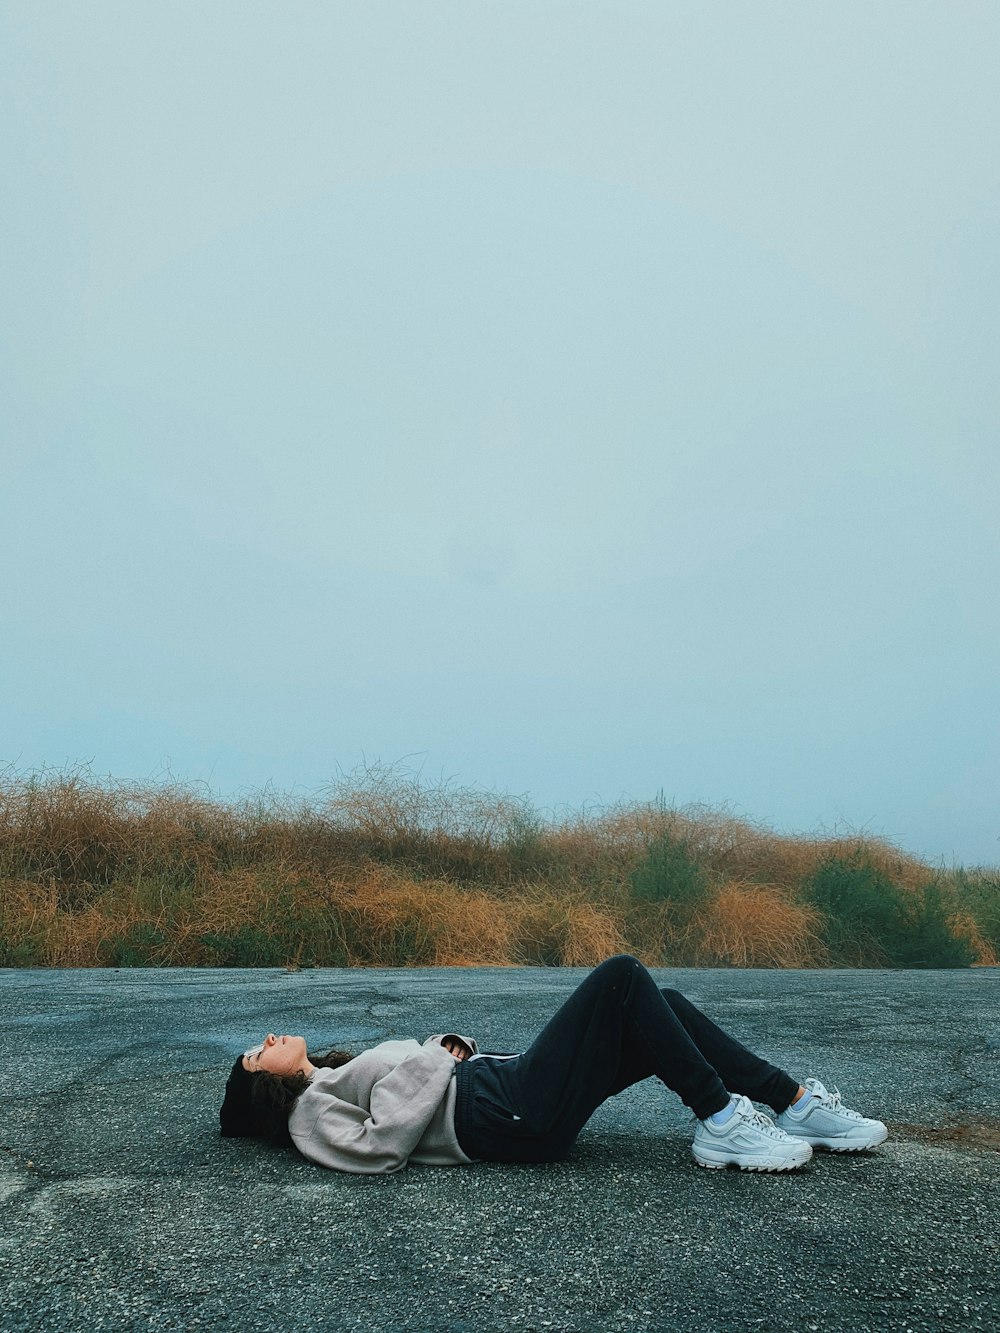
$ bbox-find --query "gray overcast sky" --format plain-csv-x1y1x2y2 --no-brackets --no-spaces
2,2,998,866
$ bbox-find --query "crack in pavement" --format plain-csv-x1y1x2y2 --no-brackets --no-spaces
940,1036,992,1116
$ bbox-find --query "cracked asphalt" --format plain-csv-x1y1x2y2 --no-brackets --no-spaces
1,965,997,1332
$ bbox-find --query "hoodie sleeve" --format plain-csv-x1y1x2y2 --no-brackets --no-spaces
289,1042,459,1174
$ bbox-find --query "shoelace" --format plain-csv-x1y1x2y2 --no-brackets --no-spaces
734,1100,788,1139
813,1084,865,1120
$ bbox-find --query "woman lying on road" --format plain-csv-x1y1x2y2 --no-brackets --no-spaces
219,954,887,1174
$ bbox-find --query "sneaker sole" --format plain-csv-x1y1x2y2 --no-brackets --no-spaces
789,1126,888,1152
691,1146,812,1173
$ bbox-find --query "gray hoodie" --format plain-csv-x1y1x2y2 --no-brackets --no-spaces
288,1035,478,1174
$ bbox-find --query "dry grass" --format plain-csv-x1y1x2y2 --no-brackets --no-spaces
0,877,155,968
945,910,998,967
0,765,993,968
327,866,513,967
697,882,824,968
508,887,629,967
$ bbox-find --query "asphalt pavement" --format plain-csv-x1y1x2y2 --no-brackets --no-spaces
1,964,997,1333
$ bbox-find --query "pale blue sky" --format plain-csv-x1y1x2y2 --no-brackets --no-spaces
2,3,997,866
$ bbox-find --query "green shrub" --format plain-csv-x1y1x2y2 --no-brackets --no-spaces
803,855,972,967
502,811,549,880
201,898,348,968
890,881,975,968
200,926,291,967
803,855,903,964
0,932,42,966
629,832,708,911
952,869,1000,954
100,924,167,967
626,832,710,965
336,906,439,967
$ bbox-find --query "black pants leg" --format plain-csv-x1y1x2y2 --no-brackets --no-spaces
453,954,799,1163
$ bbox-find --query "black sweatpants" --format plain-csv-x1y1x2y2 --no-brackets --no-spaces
453,954,799,1163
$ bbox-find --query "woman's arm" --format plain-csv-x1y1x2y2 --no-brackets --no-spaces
289,1042,460,1174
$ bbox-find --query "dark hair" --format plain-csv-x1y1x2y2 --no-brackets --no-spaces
220,1050,353,1148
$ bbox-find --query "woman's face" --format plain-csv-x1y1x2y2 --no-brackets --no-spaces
242,1033,313,1077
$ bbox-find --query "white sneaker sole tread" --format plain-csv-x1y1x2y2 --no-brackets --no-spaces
692,1147,811,1172
788,1125,889,1152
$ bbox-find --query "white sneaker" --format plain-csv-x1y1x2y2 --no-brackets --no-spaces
692,1095,813,1172
776,1078,888,1152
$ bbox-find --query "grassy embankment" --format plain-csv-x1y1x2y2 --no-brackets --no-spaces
0,767,997,969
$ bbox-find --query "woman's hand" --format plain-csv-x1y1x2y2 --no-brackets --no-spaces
442,1036,472,1061
425,1031,477,1059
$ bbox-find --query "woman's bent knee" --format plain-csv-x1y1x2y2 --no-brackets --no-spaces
593,954,643,982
